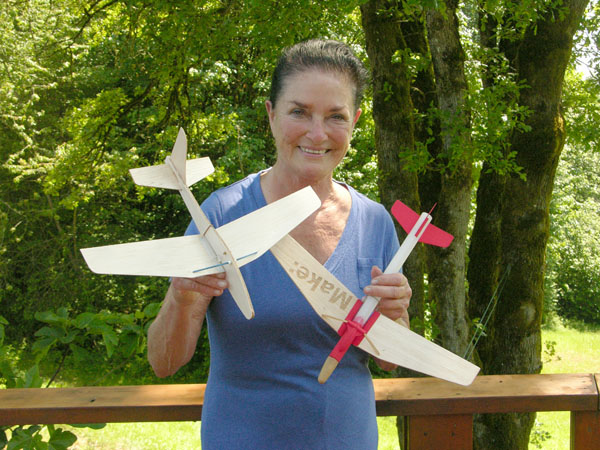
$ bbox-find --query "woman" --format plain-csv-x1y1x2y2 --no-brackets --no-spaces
148,39,412,449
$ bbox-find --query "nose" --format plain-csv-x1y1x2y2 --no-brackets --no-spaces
305,117,327,144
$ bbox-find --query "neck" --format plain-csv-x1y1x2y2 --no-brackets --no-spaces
260,163,341,204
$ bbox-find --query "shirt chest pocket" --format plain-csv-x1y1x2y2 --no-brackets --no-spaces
357,257,384,291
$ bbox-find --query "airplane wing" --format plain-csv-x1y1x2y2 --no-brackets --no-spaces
217,186,320,266
360,314,479,386
81,186,321,278
270,234,479,386
391,200,453,248
81,234,219,278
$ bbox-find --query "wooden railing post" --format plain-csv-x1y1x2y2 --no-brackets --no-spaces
405,414,473,450
570,374,600,450
570,411,600,450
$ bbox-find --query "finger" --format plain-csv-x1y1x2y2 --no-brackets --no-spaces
172,273,229,297
370,265,383,280
364,282,411,301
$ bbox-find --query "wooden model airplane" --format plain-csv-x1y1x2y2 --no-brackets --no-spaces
270,200,480,385
81,128,321,320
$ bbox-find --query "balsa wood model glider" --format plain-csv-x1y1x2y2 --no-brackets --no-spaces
81,128,321,320
271,200,480,385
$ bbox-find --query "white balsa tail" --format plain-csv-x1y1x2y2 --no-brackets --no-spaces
129,128,214,190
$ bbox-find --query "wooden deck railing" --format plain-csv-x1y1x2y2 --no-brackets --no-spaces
1,373,599,449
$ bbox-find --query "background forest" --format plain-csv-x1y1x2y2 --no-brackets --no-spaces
1,0,599,449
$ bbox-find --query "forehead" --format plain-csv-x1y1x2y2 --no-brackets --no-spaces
278,69,356,109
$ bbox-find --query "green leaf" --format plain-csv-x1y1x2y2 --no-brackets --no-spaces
59,330,78,345
18,365,43,389
69,343,91,362
34,311,67,326
70,423,106,430
35,327,64,339
47,427,77,450
32,337,57,354
102,329,118,358
74,312,96,329
142,302,161,319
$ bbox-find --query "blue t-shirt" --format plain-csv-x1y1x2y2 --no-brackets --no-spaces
186,172,400,449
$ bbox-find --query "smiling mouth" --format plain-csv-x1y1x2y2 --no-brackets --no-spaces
299,146,329,155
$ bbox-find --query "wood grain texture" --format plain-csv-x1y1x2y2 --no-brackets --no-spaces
271,234,479,386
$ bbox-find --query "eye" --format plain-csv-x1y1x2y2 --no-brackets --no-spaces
330,113,348,121
291,108,305,117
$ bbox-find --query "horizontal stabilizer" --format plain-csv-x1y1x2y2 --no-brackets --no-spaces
129,157,214,190
391,200,453,248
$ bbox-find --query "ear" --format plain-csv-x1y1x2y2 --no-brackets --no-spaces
352,108,362,126
265,100,275,123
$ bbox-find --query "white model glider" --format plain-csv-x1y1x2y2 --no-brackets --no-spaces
270,201,479,386
81,128,321,320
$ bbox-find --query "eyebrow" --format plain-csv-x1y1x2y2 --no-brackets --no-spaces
288,100,348,112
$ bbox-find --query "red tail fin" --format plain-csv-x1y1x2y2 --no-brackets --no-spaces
391,200,454,248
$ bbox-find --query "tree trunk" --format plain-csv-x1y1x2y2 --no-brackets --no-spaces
361,3,427,447
424,0,473,356
360,0,426,328
469,1,589,448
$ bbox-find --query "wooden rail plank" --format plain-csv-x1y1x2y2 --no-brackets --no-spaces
374,373,598,416
1,374,598,427
0,384,204,426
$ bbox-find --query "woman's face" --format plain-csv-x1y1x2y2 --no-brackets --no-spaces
265,69,361,183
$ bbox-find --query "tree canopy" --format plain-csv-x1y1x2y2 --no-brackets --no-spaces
1,1,599,448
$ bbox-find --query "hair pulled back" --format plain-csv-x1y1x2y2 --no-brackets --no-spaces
269,39,368,111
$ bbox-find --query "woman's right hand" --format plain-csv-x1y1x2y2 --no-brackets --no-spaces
170,272,229,306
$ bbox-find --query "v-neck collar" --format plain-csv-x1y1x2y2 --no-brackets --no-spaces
250,170,356,271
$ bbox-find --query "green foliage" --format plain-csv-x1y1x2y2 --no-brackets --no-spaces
545,100,600,325
0,302,164,449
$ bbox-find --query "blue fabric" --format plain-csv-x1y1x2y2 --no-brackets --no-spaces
185,172,400,450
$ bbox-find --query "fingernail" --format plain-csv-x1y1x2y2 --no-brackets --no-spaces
217,281,227,288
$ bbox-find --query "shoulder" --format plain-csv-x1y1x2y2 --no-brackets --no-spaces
195,172,264,231
345,185,392,226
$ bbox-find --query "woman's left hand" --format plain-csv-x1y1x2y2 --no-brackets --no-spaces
363,266,411,327
363,266,412,371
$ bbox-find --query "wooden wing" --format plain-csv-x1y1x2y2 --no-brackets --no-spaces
271,234,479,386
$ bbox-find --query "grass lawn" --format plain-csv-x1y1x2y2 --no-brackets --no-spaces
528,323,600,449
64,417,401,450
48,323,598,449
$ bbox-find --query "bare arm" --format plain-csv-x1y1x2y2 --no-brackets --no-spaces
147,273,228,377
363,266,412,371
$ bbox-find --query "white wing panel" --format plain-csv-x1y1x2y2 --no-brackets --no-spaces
271,234,479,386
81,234,220,278
218,186,320,266
361,316,479,386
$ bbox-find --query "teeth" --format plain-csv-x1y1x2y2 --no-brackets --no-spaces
300,146,327,155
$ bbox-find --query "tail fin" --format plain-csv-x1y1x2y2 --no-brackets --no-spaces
129,128,214,190
391,200,454,248
170,127,188,184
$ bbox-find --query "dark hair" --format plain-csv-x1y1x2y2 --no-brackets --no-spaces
269,39,368,111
